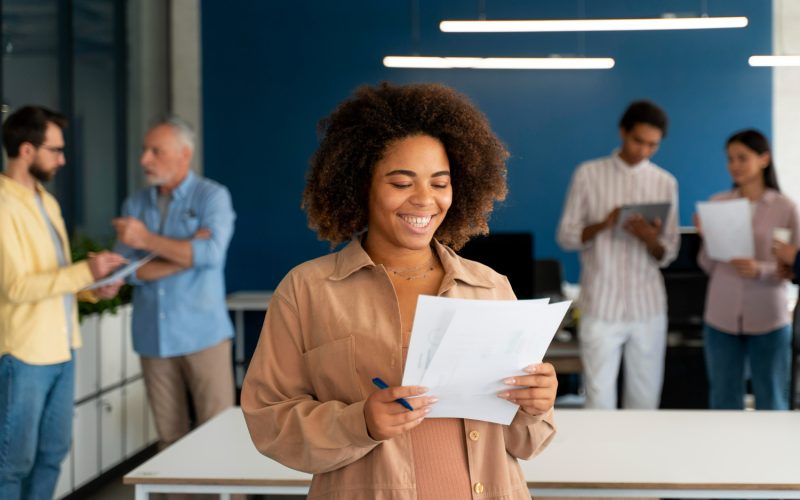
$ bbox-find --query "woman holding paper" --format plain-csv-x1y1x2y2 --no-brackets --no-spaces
697,129,800,410
240,83,557,499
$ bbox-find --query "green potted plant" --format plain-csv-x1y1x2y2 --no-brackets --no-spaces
71,234,132,320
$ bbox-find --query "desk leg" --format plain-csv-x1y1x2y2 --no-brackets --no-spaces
219,494,231,500
135,485,149,500
235,310,245,387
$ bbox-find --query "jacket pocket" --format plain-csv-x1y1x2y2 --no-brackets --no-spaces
303,336,363,404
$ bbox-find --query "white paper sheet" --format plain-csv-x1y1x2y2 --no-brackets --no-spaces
83,253,156,290
402,296,549,388
403,296,571,425
696,199,754,261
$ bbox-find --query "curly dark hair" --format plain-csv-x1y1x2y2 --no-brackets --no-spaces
302,82,509,250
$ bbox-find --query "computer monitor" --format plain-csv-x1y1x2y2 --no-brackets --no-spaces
457,232,534,299
661,230,708,332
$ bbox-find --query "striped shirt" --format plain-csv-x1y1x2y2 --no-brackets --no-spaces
557,152,680,321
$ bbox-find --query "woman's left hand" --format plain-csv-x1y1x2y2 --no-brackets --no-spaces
498,363,557,416
729,258,759,279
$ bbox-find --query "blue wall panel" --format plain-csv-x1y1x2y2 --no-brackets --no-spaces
201,0,771,289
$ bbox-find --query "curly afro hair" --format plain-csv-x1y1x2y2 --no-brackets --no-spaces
302,82,509,250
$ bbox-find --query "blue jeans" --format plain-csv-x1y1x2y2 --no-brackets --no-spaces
0,353,74,500
704,324,791,410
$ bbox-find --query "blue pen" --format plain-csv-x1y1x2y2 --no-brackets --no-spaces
371,377,415,412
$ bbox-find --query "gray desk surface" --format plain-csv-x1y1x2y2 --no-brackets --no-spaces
226,290,273,311
226,291,273,387
125,407,800,498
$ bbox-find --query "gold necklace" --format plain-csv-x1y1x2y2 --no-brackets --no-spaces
385,254,437,281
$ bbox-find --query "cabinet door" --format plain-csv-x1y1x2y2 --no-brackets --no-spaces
99,387,124,471
146,399,158,445
122,305,141,379
73,399,99,488
53,446,72,499
124,378,147,457
74,315,99,401
99,311,124,389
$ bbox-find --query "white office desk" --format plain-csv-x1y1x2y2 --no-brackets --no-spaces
125,407,800,499
226,291,273,386
124,407,307,499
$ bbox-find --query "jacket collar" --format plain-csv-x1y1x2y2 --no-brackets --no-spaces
0,173,47,201
330,237,497,290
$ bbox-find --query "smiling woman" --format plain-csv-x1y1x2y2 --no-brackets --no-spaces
302,82,508,251
240,82,559,499
365,134,453,260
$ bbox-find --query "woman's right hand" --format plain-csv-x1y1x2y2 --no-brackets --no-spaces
364,385,436,441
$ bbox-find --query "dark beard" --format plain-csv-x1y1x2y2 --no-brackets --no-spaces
29,163,54,182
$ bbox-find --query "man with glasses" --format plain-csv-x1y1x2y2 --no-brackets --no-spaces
0,105,125,499
113,116,236,452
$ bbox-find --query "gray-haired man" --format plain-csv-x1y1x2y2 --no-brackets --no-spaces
113,117,237,449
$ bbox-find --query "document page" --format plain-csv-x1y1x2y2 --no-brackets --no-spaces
403,296,570,424
696,199,754,261
403,296,549,389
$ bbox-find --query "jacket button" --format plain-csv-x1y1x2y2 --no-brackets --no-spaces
473,482,484,494
468,430,480,441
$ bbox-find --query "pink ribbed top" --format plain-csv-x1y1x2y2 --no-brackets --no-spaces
403,338,472,499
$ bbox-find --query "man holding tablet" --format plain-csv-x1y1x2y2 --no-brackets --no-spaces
0,106,125,499
557,100,680,410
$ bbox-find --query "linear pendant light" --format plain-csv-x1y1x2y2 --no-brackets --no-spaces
749,55,800,67
439,16,748,33
383,56,615,70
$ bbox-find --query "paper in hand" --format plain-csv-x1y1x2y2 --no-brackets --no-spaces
696,199,754,260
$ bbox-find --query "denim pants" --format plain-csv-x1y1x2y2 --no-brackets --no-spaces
0,353,74,500
704,324,791,410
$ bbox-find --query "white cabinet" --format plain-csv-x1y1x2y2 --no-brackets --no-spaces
99,309,125,389
73,399,99,489
74,315,99,400
124,306,141,379
99,387,124,471
125,378,148,457
147,401,158,445
56,305,156,499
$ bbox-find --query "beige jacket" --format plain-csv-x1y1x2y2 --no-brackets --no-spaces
242,239,556,499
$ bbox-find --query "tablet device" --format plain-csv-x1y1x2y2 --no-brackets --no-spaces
615,202,670,234
83,253,156,290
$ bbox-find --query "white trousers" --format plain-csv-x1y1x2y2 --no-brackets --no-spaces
579,314,668,409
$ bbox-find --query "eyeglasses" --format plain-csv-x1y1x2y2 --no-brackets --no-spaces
39,144,65,155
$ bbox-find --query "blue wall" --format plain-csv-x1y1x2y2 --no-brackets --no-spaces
202,0,771,289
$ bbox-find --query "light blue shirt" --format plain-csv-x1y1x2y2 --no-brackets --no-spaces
114,171,235,357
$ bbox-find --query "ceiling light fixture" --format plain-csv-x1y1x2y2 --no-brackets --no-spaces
382,56,615,70
439,16,748,33
748,55,800,67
